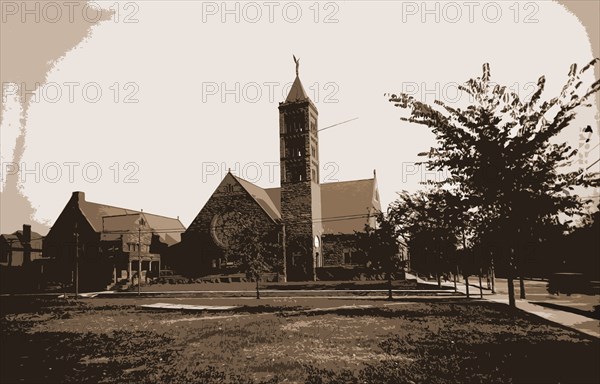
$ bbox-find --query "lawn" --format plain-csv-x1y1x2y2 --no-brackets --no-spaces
1,296,598,383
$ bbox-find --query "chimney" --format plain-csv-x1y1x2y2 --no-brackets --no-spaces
71,191,85,202
23,224,31,264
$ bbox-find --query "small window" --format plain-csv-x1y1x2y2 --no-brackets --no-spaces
343,249,352,264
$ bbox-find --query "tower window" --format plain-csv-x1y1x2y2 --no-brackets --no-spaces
311,169,316,181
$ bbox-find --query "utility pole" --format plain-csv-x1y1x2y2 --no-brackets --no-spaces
138,217,143,296
462,227,469,299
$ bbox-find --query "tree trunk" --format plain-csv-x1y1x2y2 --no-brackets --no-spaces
387,271,393,300
453,267,458,293
465,275,470,298
507,276,516,307
256,275,260,300
490,262,496,294
478,267,483,299
436,272,441,288
519,276,526,299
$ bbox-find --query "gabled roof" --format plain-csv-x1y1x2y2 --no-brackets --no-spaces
0,230,44,247
73,192,185,245
232,175,282,222
285,76,309,102
321,178,381,234
143,213,185,245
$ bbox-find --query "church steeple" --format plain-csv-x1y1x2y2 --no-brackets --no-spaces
278,55,323,281
285,55,310,103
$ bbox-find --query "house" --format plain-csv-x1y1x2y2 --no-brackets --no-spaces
43,192,185,291
0,224,44,267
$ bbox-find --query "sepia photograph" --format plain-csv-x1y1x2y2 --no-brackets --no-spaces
1,1,599,383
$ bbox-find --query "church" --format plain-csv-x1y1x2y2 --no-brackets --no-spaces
173,59,381,281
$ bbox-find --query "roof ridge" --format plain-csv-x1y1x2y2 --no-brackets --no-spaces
84,199,181,222
321,177,375,185
141,211,185,224
231,173,268,190
84,199,140,214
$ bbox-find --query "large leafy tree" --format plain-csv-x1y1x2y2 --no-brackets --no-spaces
388,60,600,306
357,210,403,300
222,213,281,299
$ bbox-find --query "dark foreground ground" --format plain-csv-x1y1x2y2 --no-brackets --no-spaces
1,296,598,384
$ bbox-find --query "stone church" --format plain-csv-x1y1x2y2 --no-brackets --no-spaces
174,60,381,281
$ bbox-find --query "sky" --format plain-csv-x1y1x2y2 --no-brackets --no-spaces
1,0,599,234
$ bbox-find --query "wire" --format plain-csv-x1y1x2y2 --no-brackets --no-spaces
318,117,359,132
585,158,599,170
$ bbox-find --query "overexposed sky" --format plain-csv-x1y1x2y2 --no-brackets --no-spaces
1,0,598,231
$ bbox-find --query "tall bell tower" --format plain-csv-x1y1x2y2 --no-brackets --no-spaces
279,56,323,281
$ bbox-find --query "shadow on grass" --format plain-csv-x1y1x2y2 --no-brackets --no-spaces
0,327,281,384
304,319,600,384
530,301,600,320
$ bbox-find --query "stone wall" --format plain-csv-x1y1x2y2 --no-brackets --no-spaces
183,174,279,276
322,234,366,266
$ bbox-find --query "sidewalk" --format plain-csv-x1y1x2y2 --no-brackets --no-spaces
407,273,600,339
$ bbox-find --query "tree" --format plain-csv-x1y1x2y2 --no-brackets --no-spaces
222,213,280,299
387,60,600,306
357,210,403,300
389,188,464,290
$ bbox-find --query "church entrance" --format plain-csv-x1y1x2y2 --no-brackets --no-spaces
287,248,312,281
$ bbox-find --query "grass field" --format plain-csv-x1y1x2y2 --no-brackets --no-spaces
1,296,598,383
